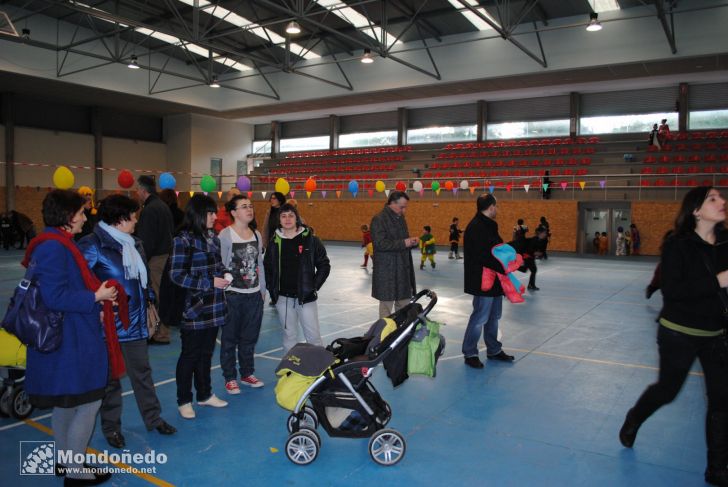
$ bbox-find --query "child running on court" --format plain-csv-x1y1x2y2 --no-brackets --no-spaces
419,225,436,270
449,217,463,259
360,224,373,268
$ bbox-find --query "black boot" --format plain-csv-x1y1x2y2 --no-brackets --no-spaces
619,408,642,448
705,411,728,486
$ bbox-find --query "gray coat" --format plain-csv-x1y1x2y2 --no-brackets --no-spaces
370,206,416,301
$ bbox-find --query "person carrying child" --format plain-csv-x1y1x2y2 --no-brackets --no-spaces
419,226,436,270
449,217,463,259
360,224,373,268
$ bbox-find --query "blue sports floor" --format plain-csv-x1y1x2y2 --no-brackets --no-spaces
0,245,713,486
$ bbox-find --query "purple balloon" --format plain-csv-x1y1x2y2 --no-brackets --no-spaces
236,176,252,192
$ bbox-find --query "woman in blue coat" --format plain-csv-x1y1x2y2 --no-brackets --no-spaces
78,194,176,449
25,189,117,486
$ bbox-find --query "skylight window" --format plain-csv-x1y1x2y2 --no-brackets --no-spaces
315,0,401,44
592,0,621,13
177,0,320,59
447,0,499,31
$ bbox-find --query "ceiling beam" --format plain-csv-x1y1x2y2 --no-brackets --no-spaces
655,0,677,54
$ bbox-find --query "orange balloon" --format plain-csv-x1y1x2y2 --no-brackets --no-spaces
445,181,454,191
304,178,317,193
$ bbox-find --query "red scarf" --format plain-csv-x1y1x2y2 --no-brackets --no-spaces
23,229,129,379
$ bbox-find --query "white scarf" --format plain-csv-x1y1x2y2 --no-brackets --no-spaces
98,221,148,288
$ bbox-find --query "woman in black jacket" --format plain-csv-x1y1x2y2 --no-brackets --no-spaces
264,203,330,353
620,186,728,486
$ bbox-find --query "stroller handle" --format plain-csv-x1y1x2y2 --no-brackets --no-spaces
410,289,437,321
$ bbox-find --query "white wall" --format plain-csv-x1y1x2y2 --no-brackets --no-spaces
14,128,95,189
102,137,166,190
190,114,253,192
164,114,192,191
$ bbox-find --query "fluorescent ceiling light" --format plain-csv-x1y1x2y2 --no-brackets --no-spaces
586,12,602,32
361,48,373,64
127,54,140,69
177,0,319,59
447,0,499,31
209,76,220,88
315,0,401,44
286,21,301,35
592,0,621,13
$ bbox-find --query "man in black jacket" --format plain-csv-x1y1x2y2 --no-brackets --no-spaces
462,193,514,369
135,175,174,345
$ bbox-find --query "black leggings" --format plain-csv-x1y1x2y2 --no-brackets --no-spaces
630,326,728,423
450,242,459,253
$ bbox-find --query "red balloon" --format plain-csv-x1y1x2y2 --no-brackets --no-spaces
445,181,454,191
395,181,406,191
117,170,135,189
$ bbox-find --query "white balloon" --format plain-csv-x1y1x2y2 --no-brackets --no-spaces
460,180,469,190
412,180,423,192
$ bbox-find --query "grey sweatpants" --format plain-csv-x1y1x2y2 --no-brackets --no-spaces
275,296,323,353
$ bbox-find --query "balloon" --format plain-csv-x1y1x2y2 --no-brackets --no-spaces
159,172,176,190
431,181,440,192
117,170,134,189
200,175,217,193
348,180,359,194
304,178,317,193
52,166,75,190
445,181,454,191
460,180,469,190
395,181,406,191
375,180,386,193
236,176,251,192
275,178,290,195
412,181,423,192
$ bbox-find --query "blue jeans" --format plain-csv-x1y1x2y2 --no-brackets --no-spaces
220,292,264,381
462,295,503,358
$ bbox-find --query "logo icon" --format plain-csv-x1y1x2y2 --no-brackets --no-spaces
19,441,55,475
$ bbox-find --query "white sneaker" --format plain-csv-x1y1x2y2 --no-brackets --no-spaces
197,394,228,408
178,403,195,419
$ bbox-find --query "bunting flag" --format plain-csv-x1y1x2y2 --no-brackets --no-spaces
336,190,342,198
560,182,568,190
506,183,512,192
352,192,358,198
453,188,458,196
189,191,195,197
290,191,296,199
419,189,425,197
306,191,311,198
217,191,223,199
368,190,374,197
261,191,268,199
523,184,530,193
489,185,495,194
384,189,390,198
579,181,586,190
435,189,441,196
321,191,327,198
470,187,476,194
204,192,208,196
247,191,253,199
542,183,549,192
175,191,179,197
599,180,606,189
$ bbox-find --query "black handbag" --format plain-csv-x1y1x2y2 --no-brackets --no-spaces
1,263,64,353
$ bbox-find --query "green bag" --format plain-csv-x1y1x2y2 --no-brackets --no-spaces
407,320,445,377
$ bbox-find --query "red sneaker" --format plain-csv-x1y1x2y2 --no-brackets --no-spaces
240,375,264,388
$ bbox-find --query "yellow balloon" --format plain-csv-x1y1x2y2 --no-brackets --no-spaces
375,180,386,193
53,166,75,190
275,178,290,195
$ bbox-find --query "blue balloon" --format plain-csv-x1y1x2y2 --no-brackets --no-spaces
348,180,359,194
159,172,176,190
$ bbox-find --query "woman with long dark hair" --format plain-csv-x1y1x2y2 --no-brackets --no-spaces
171,194,230,419
619,186,728,486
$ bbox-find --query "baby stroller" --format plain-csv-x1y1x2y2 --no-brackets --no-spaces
277,289,438,467
0,329,34,419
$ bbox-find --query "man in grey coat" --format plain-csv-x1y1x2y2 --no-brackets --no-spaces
370,191,419,318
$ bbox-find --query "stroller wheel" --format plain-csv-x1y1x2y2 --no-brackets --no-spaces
285,429,320,466
0,388,13,417
287,406,319,433
11,388,33,419
368,428,406,466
